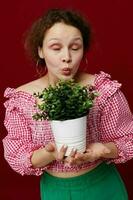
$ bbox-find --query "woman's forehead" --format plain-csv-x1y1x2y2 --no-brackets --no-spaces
43,23,82,44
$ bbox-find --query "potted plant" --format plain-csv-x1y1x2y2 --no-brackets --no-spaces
33,79,98,155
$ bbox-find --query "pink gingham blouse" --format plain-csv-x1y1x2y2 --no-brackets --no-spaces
3,71,133,176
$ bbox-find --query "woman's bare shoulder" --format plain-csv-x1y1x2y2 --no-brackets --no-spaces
16,76,48,95
76,72,95,86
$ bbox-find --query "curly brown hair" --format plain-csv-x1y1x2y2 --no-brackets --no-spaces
24,8,92,70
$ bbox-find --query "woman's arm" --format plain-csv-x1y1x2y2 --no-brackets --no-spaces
3,108,68,174
103,142,118,158
64,90,133,165
31,143,67,168
99,90,133,163
64,142,118,165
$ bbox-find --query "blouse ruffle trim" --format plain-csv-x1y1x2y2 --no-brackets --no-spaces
94,71,122,110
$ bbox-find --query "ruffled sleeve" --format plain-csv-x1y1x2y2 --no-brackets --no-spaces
95,73,133,163
95,71,122,110
3,88,49,176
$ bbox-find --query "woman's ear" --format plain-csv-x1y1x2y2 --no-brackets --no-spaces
38,47,44,59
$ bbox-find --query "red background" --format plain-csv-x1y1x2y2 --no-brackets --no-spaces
0,1,133,199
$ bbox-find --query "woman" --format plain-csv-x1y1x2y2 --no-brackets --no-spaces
3,8,133,199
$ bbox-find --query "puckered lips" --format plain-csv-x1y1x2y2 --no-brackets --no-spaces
61,67,72,76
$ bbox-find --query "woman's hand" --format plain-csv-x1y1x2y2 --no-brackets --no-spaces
64,142,111,166
31,142,68,168
45,142,68,162
45,142,118,167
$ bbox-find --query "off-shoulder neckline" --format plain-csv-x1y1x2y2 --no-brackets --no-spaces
4,88,36,103
4,71,110,102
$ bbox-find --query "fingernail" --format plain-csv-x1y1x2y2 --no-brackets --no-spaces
105,149,110,153
63,144,68,149
72,148,77,152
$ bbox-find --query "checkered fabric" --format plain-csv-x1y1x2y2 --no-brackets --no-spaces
2,71,133,176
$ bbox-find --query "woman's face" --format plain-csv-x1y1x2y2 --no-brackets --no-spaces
38,22,84,84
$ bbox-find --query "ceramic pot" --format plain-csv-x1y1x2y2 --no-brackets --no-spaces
50,116,87,156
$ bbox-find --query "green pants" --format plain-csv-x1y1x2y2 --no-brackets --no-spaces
40,162,128,200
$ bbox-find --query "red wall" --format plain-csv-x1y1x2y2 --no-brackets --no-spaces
0,1,133,199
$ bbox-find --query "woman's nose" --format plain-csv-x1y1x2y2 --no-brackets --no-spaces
61,49,72,63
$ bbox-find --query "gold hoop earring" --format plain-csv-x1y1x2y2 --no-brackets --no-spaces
36,59,47,77
85,57,88,66
36,59,39,67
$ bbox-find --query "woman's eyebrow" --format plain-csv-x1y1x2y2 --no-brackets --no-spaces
48,37,82,43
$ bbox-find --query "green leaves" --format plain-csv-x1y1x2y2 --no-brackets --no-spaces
33,79,98,121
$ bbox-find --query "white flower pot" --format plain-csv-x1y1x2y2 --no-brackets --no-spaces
50,116,87,156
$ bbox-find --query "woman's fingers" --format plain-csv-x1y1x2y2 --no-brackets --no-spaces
57,145,68,161
45,142,55,152
103,148,111,154
68,148,77,164
63,148,77,165
69,148,77,157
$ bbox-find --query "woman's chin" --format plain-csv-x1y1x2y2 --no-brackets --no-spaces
59,73,75,80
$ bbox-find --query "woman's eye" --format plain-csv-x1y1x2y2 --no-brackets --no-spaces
51,45,61,51
71,45,81,51
72,48,79,51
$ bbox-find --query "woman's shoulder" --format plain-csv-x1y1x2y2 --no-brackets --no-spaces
76,72,95,87
16,77,47,95
78,71,117,88
78,71,122,106
4,77,47,111
78,71,121,87
4,76,48,104
93,71,122,109
94,71,122,90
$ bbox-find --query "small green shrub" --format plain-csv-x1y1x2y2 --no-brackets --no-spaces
33,79,98,121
